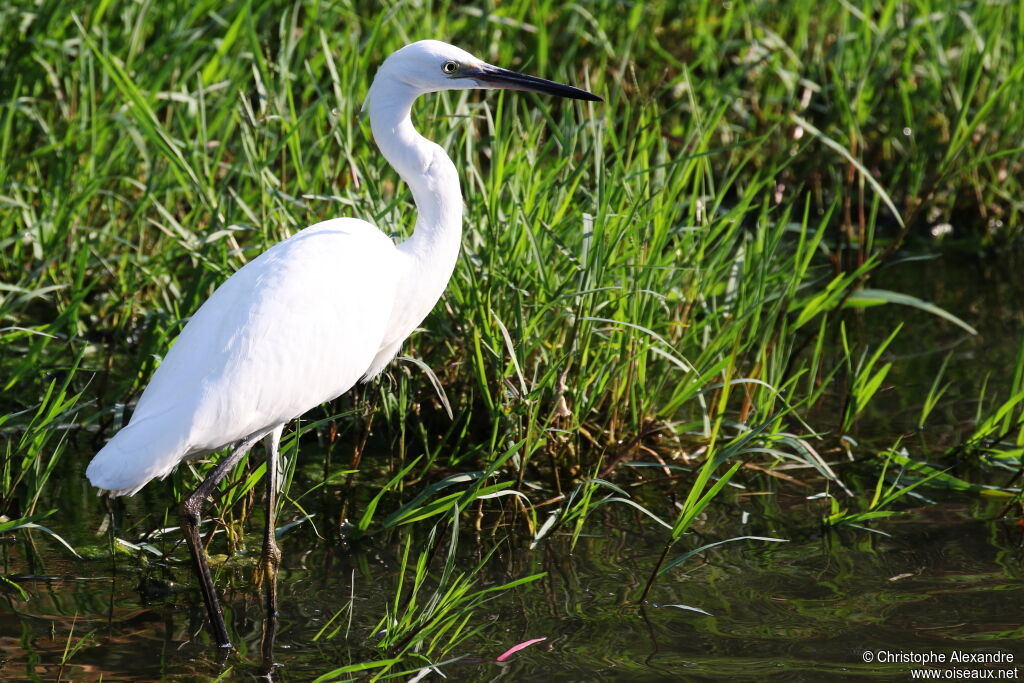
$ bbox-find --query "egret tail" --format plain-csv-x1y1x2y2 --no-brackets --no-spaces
86,411,192,496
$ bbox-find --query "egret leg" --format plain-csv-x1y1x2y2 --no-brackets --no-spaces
259,426,284,671
180,429,269,648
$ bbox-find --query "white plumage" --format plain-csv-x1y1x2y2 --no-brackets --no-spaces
87,219,400,494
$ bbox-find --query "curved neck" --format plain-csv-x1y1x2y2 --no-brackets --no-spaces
366,83,463,266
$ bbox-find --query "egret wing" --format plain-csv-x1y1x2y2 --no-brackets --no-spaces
87,218,401,494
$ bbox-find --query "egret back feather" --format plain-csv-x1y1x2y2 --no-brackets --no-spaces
87,219,399,494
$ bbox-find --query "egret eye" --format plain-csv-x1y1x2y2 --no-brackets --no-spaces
442,61,459,74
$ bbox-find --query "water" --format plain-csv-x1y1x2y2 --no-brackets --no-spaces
3,250,1023,681
4,496,1021,680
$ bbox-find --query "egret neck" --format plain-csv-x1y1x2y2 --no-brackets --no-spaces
365,79,464,347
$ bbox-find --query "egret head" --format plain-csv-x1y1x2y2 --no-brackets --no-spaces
374,40,601,102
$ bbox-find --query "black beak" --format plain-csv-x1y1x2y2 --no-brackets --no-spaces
465,64,602,102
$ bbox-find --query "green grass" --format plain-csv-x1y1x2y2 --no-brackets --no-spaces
2,0,1024,676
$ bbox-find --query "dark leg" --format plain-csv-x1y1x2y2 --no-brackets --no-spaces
180,429,270,648
260,426,284,672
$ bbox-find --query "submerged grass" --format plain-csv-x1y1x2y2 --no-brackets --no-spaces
2,0,1023,676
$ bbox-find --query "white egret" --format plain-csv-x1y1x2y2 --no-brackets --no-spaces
86,40,600,648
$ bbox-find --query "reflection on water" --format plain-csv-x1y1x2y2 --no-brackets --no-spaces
850,249,1024,451
3,495,1022,681
3,251,1023,681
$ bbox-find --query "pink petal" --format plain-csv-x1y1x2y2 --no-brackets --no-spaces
496,636,547,662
